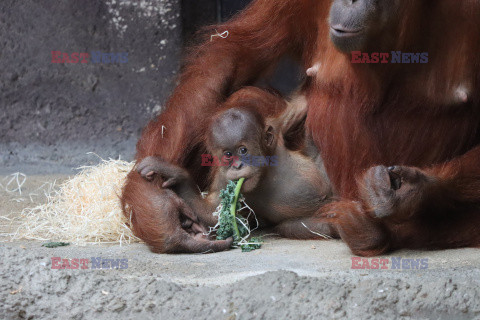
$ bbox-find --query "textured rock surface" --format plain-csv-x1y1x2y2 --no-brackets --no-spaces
0,0,181,170
1,241,479,320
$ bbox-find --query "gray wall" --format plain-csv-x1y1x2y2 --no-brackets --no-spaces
0,0,182,173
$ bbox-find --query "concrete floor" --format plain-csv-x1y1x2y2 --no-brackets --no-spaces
1,173,479,319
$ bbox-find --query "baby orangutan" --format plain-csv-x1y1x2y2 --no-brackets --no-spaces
137,88,337,241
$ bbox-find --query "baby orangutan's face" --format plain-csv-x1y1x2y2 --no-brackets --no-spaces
208,108,275,193
221,143,263,193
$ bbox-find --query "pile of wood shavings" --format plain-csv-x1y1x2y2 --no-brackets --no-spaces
6,159,141,246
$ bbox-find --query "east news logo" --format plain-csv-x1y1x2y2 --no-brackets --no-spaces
51,257,128,269
351,51,428,64
351,257,428,270
51,51,128,64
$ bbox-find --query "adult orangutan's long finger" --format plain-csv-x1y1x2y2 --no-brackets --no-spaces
387,166,429,184
167,233,233,253
184,236,234,253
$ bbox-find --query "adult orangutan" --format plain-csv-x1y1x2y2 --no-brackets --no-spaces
121,0,480,255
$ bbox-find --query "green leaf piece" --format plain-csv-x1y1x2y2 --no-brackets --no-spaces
42,242,70,248
215,178,261,252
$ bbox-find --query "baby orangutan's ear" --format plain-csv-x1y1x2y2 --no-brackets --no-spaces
264,125,276,149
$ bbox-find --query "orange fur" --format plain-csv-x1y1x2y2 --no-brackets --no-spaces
122,0,480,254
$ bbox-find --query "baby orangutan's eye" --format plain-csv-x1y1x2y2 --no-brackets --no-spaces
238,146,248,155
224,151,233,159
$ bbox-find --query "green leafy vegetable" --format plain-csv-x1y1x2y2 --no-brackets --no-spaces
215,178,262,252
42,242,70,248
